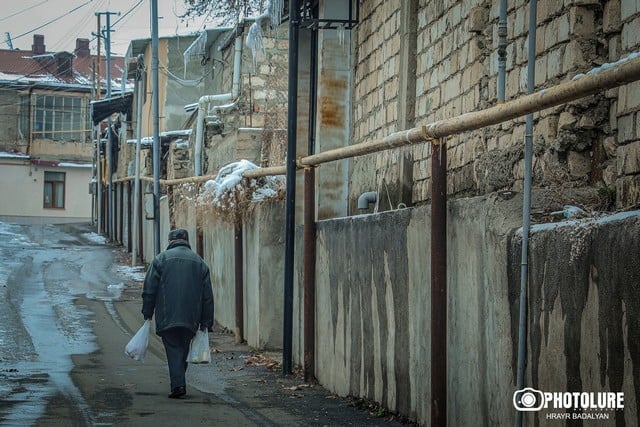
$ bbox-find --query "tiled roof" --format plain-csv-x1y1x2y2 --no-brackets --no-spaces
0,36,127,90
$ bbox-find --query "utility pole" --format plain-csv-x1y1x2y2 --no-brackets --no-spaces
95,11,119,240
94,14,102,233
151,0,161,255
283,0,300,375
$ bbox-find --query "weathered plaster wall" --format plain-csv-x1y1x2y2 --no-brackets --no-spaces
305,196,518,425
244,201,285,349
202,218,236,330
0,89,23,152
30,139,93,162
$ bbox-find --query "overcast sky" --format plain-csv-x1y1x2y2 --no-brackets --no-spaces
1,0,211,56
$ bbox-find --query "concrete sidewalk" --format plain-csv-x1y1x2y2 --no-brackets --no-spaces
113,259,412,426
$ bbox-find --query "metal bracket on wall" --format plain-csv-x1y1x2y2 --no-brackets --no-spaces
298,0,359,30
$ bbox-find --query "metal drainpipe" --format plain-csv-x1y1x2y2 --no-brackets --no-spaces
283,0,300,376
303,24,319,383
498,0,508,102
132,66,144,266
516,0,537,426
431,138,447,427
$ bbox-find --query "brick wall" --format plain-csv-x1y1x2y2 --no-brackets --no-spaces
351,0,640,210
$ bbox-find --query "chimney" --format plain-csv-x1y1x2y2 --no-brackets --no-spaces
32,34,45,54
56,52,74,78
75,38,90,57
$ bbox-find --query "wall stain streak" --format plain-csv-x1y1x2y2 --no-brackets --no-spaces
320,209,411,413
509,218,640,425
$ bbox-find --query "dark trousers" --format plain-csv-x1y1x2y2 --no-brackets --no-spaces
159,327,195,391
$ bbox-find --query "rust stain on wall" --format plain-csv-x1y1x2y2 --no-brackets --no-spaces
319,76,348,128
319,95,345,128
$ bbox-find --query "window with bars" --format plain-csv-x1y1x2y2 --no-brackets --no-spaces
29,95,91,142
43,171,65,209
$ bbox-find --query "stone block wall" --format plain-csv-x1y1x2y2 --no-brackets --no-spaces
351,1,415,212
350,0,640,210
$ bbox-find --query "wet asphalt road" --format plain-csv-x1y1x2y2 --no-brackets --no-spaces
0,222,408,427
0,222,124,425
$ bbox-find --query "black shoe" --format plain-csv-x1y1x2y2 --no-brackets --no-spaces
168,386,186,399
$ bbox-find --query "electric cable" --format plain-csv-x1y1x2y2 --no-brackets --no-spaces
8,0,95,44
0,0,49,24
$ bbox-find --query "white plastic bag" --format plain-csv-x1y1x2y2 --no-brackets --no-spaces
187,329,211,363
125,320,151,361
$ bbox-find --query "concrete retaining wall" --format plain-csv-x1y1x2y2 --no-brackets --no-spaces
301,194,639,425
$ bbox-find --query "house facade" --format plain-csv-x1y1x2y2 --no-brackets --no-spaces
0,35,126,224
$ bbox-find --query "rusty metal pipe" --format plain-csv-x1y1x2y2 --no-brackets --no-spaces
114,56,640,185
303,21,319,383
430,139,447,426
234,219,244,343
303,167,316,382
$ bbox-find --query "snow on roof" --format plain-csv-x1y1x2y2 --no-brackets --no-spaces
0,151,29,159
58,162,93,168
126,129,193,145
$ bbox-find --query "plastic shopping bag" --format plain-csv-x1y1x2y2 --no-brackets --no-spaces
125,320,151,361
187,330,211,364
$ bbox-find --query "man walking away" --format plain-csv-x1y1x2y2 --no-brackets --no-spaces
141,228,214,399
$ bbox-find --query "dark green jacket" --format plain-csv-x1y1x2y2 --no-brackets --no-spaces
141,240,214,335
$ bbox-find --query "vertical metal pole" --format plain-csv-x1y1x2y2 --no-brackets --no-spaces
95,127,102,233
283,0,300,376
95,14,102,234
96,14,101,101
303,25,318,383
303,167,316,381
151,0,161,255
105,12,114,241
498,0,508,103
132,67,144,265
516,1,537,426
234,220,244,343
431,138,447,427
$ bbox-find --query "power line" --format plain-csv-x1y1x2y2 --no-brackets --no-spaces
7,0,94,45
0,0,49,23
112,0,145,28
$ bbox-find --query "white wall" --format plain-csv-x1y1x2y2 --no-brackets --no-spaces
0,161,92,223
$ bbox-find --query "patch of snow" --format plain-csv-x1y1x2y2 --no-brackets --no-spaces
203,159,259,200
572,51,640,80
58,162,92,168
0,151,29,159
198,160,283,209
82,232,108,245
253,187,277,200
114,265,147,283
517,210,640,235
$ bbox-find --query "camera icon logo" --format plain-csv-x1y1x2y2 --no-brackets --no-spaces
513,387,545,411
